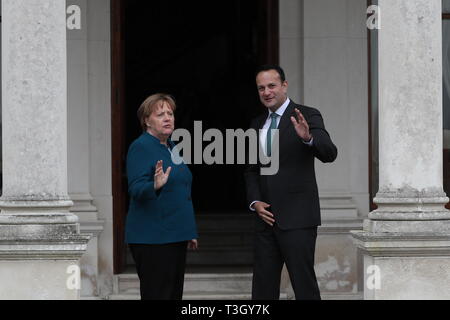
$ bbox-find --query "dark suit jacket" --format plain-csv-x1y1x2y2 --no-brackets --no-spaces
244,101,337,231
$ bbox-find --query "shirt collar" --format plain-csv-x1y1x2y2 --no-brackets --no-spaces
268,98,290,119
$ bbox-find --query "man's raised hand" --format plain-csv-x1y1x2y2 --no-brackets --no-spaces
291,108,312,142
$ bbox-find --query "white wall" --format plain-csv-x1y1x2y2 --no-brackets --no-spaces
87,0,113,298
280,0,368,297
67,0,111,298
281,0,369,219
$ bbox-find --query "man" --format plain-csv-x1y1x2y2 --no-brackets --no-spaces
244,65,337,300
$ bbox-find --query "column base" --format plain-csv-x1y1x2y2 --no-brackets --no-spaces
364,219,450,233
0,198,90,299
70,194,105,298
0,199,80,237
0,235,90,300
351,230,450,299
368,192,450,232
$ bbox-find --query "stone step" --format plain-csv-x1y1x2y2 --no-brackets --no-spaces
127,247,254,266
187,247,253,265
126,213,255,266
127,246,254,266
189,233,254,247
107,291,361,300
108,292,289,300
110,271,361,300
194,213,254,229
114,272,254,295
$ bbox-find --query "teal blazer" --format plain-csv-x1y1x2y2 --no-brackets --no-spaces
125,132,198,244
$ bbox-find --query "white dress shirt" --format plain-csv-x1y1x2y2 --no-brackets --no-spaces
259,98,291,155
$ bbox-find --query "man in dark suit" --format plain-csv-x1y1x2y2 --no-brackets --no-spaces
244,65,337,300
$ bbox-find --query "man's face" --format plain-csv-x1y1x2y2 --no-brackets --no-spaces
256,70,288,111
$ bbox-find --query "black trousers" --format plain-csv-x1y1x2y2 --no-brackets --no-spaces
129,241,188,300
252,224,321,300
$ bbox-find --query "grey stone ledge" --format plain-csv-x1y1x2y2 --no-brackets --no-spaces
0,252,88,260
351,231,450,257
0,234,90,260
79,221,105,237
0,214,79,224
0,234,90,243
318,218,363,233
375,189,448,199
369,210,450,221
0,199,74,208
363,219,450,233
0,223,81,238
350,230,450,242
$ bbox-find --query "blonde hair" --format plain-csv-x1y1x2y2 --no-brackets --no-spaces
137,93,176,131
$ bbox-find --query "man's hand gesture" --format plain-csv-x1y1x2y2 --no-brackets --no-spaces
253,202,275,226
291,108,312,142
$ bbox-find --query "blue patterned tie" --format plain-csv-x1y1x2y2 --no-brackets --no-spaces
266,113,279,157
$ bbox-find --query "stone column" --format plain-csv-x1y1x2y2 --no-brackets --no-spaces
0,0,89,299
352,0,450,299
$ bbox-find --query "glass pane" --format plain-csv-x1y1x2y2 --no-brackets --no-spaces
444,20,450,143
370,16,379,208
444,0,450,14
368,0,379,209
443,20,450,203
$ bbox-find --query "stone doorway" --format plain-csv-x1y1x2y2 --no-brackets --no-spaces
111,0,279,275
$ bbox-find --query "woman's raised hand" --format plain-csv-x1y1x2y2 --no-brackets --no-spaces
154,160,172,190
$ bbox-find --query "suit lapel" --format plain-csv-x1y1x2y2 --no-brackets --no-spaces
254,101,297,153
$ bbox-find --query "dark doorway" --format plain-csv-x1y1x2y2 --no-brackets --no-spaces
112,0,279,274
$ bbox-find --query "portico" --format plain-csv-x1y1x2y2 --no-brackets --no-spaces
0,0,449,300
352,0,450,299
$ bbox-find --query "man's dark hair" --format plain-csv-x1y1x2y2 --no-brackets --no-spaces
256,65,286,82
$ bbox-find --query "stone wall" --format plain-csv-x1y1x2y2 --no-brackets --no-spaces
280,0,369,298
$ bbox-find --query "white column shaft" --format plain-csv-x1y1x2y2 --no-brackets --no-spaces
378,0,443,194
1,0,68,200
0,1,89,300
352,0,450,300
371,0,450,223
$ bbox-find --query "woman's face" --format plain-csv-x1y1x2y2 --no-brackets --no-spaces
146,102,175,140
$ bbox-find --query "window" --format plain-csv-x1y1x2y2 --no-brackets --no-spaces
442,2,450,204
443,12,450,139
369,0,379,210
444,21,450,137
444,0,450,14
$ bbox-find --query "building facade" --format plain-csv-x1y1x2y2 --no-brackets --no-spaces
0,0,449,299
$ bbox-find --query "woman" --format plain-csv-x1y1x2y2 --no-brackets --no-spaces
125,93,198,300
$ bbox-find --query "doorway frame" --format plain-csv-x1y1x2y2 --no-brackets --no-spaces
110,0,279,274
